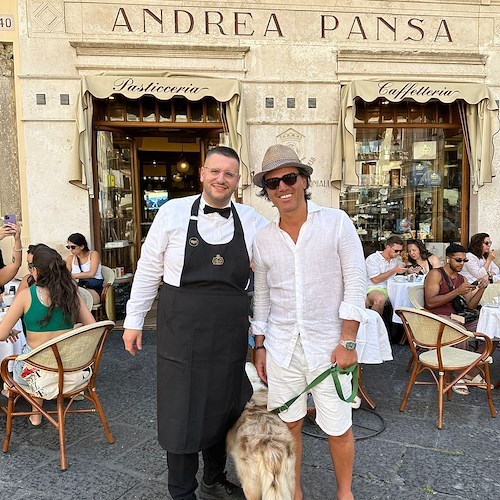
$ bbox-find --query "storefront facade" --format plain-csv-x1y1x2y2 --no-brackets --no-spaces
2,1,500,268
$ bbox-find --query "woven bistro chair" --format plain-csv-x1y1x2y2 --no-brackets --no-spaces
0,320,115,470
403,284,425,369
396,307,495,429
407,284,424,309
78,287,94,312
91,266,115,320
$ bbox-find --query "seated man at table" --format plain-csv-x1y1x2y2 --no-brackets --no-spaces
424,243,487,329
365,236,407,315
424,243,489,394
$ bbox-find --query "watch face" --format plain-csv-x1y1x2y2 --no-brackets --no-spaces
342,340,357,350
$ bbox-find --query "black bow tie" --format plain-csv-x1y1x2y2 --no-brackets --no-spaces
203,205,231,219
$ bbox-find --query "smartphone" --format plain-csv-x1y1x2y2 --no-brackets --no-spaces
4,214,16,224
470,280,479,286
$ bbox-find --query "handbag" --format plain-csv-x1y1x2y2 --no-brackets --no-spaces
439,268,468,313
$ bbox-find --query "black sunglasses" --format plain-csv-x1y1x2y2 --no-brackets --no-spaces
28,263,34,270
66,245,77,250
263,172,300,190
451,257,469,263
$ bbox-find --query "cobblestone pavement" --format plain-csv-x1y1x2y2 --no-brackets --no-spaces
1,332,499,499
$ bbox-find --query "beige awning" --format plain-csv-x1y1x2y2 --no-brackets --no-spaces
333,80,500,193
74,72,250,196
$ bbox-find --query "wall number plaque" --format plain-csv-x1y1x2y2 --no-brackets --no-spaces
0,15,14,31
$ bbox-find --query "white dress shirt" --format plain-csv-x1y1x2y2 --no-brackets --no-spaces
251,201,368,371
365,251,400,288
124,195,268,330
461,252,500,282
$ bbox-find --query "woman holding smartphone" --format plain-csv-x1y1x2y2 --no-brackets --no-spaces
462,233,499,284
65,233,104,305
0,216,22,292
406,239,442,275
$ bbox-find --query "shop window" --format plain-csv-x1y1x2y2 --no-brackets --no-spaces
142,96,157,122
96,95,222,125
340,98,467,256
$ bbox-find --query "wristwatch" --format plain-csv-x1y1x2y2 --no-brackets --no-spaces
340,340,357,351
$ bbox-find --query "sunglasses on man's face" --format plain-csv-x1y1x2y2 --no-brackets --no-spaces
451,257,469,263
66,245,77,250
263,172,300,190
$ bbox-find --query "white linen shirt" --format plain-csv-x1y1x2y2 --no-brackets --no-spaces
251,202,368,371
124,195,268,330
365,251,400,288
461,252,500,283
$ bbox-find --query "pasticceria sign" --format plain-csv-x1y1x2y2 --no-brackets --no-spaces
109,7,454,43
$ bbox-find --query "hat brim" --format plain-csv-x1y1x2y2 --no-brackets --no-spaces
253,163,313,188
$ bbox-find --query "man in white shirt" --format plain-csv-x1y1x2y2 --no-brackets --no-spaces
365,236,407,315
123,147,267,500
251,144,367,500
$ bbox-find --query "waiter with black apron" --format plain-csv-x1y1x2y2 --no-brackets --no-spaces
123,147,268,500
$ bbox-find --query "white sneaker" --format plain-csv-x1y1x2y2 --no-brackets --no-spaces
351,396,362,410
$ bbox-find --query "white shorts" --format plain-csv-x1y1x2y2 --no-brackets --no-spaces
266,339,353,437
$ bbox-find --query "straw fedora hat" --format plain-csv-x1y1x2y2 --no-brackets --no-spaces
253,144,313,188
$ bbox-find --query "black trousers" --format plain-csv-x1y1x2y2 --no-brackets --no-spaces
167,439,227,500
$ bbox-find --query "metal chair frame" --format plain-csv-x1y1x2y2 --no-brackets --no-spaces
396,307,495,429
0,320,116,470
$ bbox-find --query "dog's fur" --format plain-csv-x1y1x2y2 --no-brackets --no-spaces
227,363,295,500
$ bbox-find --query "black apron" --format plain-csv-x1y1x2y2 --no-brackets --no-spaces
157,196,252,453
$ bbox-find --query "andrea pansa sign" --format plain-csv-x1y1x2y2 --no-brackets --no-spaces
79,5,458,44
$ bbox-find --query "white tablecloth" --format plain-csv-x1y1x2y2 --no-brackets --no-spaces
476,306,500,339
479,282,500,306
356,308,393,364
0,319,25,371
387,278,423,324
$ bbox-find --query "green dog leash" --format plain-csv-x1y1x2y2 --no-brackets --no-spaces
271,363,359,414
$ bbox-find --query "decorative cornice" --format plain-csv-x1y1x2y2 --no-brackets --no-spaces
337,49,487,66
69,41,250,59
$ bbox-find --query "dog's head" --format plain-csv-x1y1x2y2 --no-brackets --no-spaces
245,362,267,393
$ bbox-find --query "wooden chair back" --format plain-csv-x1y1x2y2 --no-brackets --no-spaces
396,307,470,349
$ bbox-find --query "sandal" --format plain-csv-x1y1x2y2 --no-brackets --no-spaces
466,374,494,390
452,379,469,396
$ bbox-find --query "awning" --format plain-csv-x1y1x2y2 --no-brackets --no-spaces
74,72,250,197
332,80,500,193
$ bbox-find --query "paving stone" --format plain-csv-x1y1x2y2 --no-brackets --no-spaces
1,335,500,499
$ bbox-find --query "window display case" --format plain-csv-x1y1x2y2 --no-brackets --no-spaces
96,131,135,274
340,123,464,255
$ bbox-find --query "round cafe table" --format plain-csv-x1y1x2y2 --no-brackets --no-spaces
476,305,500,340
387,277,424,324
356,308,393,364
0,318,25,372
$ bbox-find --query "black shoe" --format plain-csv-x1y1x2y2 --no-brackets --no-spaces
199,473,245,500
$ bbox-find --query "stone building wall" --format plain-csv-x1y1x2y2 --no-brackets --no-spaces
6,1,500,248
0,42,20,218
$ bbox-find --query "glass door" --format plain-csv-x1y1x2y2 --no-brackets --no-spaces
95,130,136,275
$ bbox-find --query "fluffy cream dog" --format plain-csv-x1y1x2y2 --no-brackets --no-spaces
227,363,295,500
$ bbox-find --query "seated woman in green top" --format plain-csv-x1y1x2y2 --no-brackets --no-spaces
0,245,95,425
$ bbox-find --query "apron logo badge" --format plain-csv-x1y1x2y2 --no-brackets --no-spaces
189,237,199,247
212,254,224,266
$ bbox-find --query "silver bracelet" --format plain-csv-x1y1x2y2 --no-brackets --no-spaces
13,247,22,252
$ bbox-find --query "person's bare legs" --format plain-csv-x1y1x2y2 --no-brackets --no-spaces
366,290,386,316
286,418,304,500
328,427,355,500
29,396,44,425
